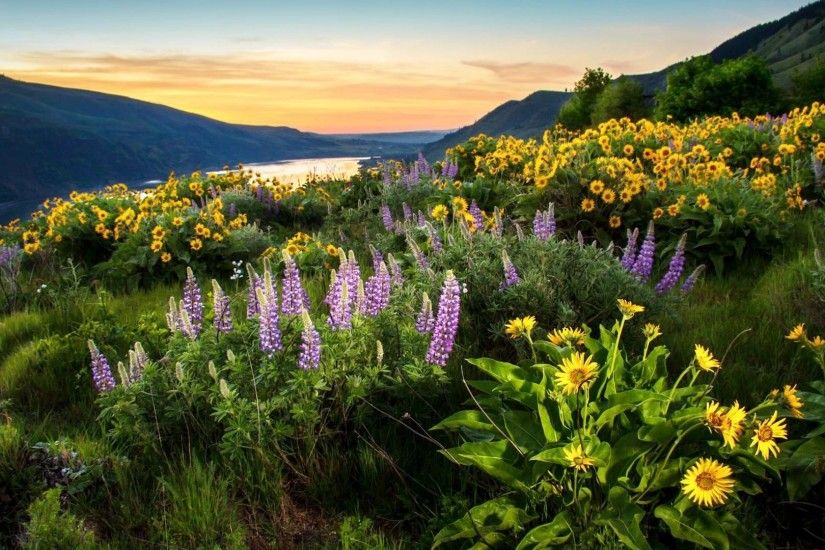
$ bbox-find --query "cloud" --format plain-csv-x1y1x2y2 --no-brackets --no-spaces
462,60,577,83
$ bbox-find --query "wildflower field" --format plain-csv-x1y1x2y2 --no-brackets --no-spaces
2,105,825,548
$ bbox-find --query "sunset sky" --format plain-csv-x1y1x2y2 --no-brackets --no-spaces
0,0,813,133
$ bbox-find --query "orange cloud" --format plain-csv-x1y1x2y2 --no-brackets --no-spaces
6,51,535,132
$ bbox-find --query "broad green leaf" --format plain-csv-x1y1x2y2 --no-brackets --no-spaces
719,512,766,550
655,505,728,549
637,421,676,444
537,396,561,443
433,496,533,547
431,409,496,432
533,341,563,364
529,445,568,466
594,487,651,550
439,440,528,490
516,511,573,549
784,436,825,500
468,357,532,385
502,410,545,452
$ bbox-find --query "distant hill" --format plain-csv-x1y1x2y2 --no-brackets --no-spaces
425,0,825,158
422,91,571,158
0,76,422,203
327,130,451,144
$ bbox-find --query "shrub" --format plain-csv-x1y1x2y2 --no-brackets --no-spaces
22,488,97,549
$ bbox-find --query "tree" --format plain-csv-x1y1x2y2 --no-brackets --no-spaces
791,56,825,105
591,76,650,124
556,67,612,130
654,55,780,121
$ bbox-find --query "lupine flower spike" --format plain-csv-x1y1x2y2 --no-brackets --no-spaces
500,249,521,289
655,233,687,294
426,271,461,366
88,340,116,392
211,280,233,333
298,310,321,369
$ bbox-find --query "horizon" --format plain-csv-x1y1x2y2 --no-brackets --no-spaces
0,0,814,133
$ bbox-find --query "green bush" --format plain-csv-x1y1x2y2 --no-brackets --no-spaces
22,488,97,549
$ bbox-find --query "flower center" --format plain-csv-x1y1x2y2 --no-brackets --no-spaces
696,472,716,491
758,426,773,442
569,368,587,386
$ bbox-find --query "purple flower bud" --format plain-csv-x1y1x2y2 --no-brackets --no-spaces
621,228,640,271
281,250,309,315
88,340,116,392
387,253,404,287
426,222,443,254
499,249,521,289
402,202,413,221
257,287,282,357
381,204,394,232
298,311,321,370
468,200,484,232
655,234,687,294
630,222,655,282
681,264,705,294
183,267,204,336
426,271,461,366
211,280,233,334
415,292,435,334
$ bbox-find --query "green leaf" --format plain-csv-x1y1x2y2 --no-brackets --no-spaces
654,505,729,549
439,440,528,490
515,511,573,549
594,487,651,550
433,497,534,547
785,436,825,500
431,409,497,432
468,357,532,385
529,445,568,466
533,341,563,364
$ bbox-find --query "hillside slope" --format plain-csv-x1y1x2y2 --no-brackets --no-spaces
0,76,417,202
425,1,825,158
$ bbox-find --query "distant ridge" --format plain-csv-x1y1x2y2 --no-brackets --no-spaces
0,76,423,203
424,0,825,158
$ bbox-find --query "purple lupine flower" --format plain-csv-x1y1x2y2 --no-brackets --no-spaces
514,222,525,241
298,311,321,370
492,208,504,238
402,202,413,221
415,292,435,334
369,244,384,273
387,253,404,287
630,222,656,282
681,265,705,293
468,200,484,232
345,250,360,308
441,159,451,178
448,160,459,179
211,280,233,333
0,244,21,269
327,273,352,330
532,205,556,241
228,202,237,218
407,235,429,270
499,249,521,289
655,234,687,294
417,211,427,228
246,268,264,319
281,250,309,315
621,228,640,271
88,340,116,392
128,342,149,383
417,152,432,177
381,204,394,232
425,271,461,366
364,261,391,316
356,279,367,315
183,267,204,336
256,288,283,357
426,222,443,254
382,164,392,186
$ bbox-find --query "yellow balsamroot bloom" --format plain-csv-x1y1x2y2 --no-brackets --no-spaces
505,316,537,340
431,204,449,221
555,352,599,395
785,323,806,341
696,193,711,210
325,244,338,256
548,327,586,347
750,411,788,460
580,198,596,212
601,189,616,204
564,444,595,471
172,216,183,227
810,335,825,351
189,238,203,251
694,344,721,372
452,196,468,213
777,385,804,418
704,401,747,448
589,179,605,194
681,458,735,507
617,299,644,320
643,323,662,341
150,240,163,253
608,215,622,229
160,252,172,263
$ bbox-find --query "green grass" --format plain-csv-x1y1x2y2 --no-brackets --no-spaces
657,213,825,403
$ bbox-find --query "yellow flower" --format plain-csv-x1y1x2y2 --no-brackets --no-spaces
617,299,644,320
601,189,616,204
160,252,172,263
643,323,662,341
694,344,720,372
564,444,595,471
325,243,338,256
554,352,599,395
704,401,746,448
431,204,449,221
452,196,468,213
608,215,621,229
548,327,586,347
810,335,825,351
189,238,203,251
696,193,711,210
589,180,605,194
623,144,634,156
652,207,664,220
750,411,787,460
681,458,735,507
785,323,806,341
780,385,804,418
505,316,537,340
150,240,163,253
172,217,183,227
580,198,595,212
286,243,301,255
667,204,680,217
151,225,165,240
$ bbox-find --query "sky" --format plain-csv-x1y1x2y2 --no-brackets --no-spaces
0,0,814,133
